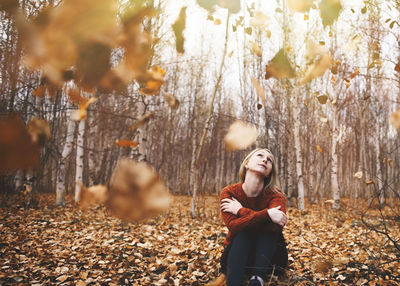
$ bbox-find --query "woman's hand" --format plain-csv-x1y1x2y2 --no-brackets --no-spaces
267,206,287,227
221,197,243,215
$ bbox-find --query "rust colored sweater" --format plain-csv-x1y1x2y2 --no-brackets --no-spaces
220,183,286,245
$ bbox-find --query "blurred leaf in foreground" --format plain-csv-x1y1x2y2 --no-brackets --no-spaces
224,120,258,151
390,109,400,130
319,0,342,26
286,0,313,13
130,112,153,131
27,117,51,147
300,41,332,83
251,78,266,105
79,184,108,209
265,48,295,80
0,114,41,172
107,159,171,221
172,7,187,54
70,97,97,121
162,92,180,109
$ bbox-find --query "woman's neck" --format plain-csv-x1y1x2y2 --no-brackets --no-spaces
242,171,265,197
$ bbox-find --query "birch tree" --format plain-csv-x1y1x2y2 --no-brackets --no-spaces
74,119,85,203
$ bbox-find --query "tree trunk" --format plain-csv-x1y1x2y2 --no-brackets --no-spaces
331,104,340,209
293,93,305,210
74,119,85,202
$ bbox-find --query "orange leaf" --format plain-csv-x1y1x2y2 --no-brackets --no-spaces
114,140,139,148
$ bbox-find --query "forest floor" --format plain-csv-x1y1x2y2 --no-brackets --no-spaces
0,194,399,286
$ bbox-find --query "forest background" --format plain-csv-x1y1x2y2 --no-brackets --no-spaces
0,0,400,285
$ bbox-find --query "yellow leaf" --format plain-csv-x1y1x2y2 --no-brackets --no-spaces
389,109,400,130
388,159,393,168
265,48,295,80
162,92,180,109
301,41,332,83
319,0,342,26
354,171,363,179
319,117,328,123
214,18,221,25
316,145,323,152
365,180,374,185
317,94,328,104
286,0,313,13
265,30,271,38
228,50,234,58
27,117,51,146
251,42,262,57
251,78,266,105
224,121,258,151
250,12,269,27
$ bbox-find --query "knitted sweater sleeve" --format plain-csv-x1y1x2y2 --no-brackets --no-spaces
220,185,286,238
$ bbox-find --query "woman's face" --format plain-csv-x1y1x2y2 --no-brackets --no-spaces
245,149,274,178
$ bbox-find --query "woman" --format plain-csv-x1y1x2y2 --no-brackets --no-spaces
220,148,288,286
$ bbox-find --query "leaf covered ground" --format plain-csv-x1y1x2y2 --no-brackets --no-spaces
0,195,399,285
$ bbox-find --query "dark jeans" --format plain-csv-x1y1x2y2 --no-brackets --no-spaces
220,231,288,286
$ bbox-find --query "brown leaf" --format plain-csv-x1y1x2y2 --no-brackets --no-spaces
313,258,333,273
316,145,323,153
224,121,258,151
251,42,262,57
0,113,41,173
71,97,97,121
172,7,186,54
389,109,400,130
162,92,180,109
107,159,171,221
79,184,108,209
301,42,332,83
139,66,165,96
316,94,328,104
130,112,153,130
265,48,295,80
32,86,46,98
251,78,266,105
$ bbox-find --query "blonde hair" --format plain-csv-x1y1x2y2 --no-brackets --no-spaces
239,148,280,192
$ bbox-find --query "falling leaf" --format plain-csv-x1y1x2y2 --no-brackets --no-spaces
172,7,187,54
196,0,217,12
286,0,313,13
79,184,108,209
27,117,51,147
228,50,234,58
319,117,328,123
265,30,271,38
250,12,269,27
317,94,328,104
251,78,266,105
319,0,342,26
389,109,400,129
395,62,400,73
316,145,323,152
251,42,262,56
304,14,309,20
265,48,295,80
354,171,363,179
301,41,332,83
365,180,374,185
224,120,258,151
71,97,97,121
257,103,263,110
388,159,393,168
107,159,171,221
214,18,221,25
162,92,180,109
139,66,166,95
217,0,241,13
114,140,139,148
0,0,19,14
244,27,252,35
324,199,334,204
0,113,41,172
130,112,153,130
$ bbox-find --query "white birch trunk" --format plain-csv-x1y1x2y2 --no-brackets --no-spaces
14,170,23,190
293,95,305,210
375,124,384,207
74,119,85,202
56,114,76,206
331,104,340,209
131,97,147,162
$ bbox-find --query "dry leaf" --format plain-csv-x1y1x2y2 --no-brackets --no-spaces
27,117,51,147
250,12,269,27
32,86,46,98
214,18,221,25
114,140,139,148
265,48,295,79
319,0,342,26
228,50,234,58
162,92,180,109
0,113,41,172
251,42,262,57
130,112,153,130
217,0,241,13
224,121,258,151
301,41,332,83
79,184,108,209
319,117,328,123
172,7,186,54
317,94,328,104
313,258,333,273
354,171,363,179
251,78,266,105
139,66,165,95
71,97,97,121
365,180,374,185
388,159,393,168
389,109,400,130
316,145,323,152
107,159,171,221
286,0,313,13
